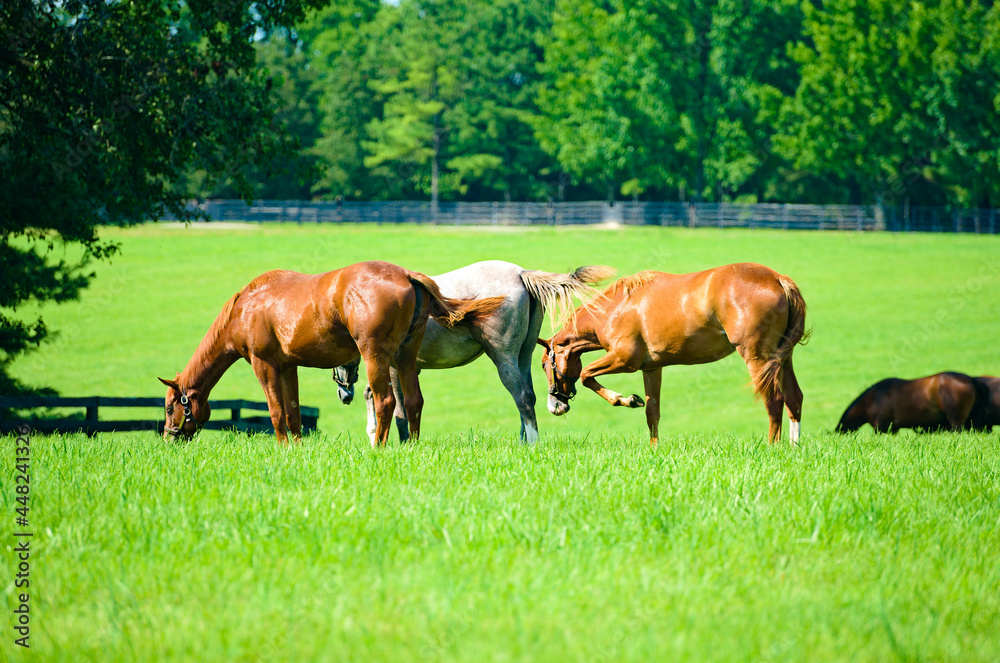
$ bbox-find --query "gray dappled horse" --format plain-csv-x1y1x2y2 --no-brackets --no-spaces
333,260,614,444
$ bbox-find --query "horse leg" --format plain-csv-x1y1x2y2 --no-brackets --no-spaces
580,351,644,407
741,354,785,444
642,368,662,448
364,385,376,443
765,393,785,444
516,334,540,444
480,332,539,443
250,356,288,444
391,312,427,441
513,295,544,444
391,364,422,443
782,357,803,444
389,367,411,442
490,356,538,443
739,351,784,444
362,354,395,448
280,365,302,443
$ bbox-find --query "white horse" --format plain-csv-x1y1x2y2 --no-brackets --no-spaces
333,260,614,444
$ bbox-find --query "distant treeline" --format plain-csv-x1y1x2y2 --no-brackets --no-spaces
183,0,1000,208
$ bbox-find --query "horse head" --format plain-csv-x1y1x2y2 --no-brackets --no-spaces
158,375,209,440
537,338,579,416
332,357,361,405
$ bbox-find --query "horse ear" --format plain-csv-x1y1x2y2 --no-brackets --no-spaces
158,377,180,391
536,338,550,351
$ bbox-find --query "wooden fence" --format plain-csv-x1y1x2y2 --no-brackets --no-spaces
172,200,999,233
0,396,319,436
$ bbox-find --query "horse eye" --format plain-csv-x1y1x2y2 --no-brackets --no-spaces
166,406,173,415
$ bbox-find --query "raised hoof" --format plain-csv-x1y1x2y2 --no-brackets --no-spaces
627,394,645,408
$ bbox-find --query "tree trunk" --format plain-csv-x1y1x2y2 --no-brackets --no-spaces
431,114,440,216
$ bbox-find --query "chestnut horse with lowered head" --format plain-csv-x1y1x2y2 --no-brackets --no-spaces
539,263,808,446
836,372,998,433
160,261,502,446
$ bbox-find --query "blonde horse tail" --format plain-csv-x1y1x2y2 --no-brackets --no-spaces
751,275,810,403
406,271,505,329
519,265,616,326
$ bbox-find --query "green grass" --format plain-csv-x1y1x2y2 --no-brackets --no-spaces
2,224,1000,661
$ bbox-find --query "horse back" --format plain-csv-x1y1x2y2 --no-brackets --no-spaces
588,264,789,364
880,373,974,430
235,262,417,367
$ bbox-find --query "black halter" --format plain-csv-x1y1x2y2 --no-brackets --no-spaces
332,372,352,391
546,350,576,401
164,387,199,437
333,357,361,391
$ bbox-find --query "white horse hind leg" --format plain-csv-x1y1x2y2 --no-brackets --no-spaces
492,358,539,444
790,420,801,444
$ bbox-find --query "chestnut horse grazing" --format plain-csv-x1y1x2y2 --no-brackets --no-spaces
836,372,993,433
160,261,502,446
539,263,808,446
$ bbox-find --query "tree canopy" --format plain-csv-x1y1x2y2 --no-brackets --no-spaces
0,0,324,394
251,0,996,207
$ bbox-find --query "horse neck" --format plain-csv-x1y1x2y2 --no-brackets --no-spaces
558,305,603,353
179,328,240,400
837,391,871,432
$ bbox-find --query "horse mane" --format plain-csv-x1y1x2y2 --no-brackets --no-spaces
609,271,658,297
182,270,290,382
181,292,240,380
244,269,291,293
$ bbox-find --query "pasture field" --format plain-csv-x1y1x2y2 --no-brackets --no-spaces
3,224,1000,661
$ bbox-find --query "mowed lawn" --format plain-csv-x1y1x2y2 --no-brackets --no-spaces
2,223,1000,661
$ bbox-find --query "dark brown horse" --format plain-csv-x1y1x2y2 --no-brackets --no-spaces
160,261,502,446
837,372,996,433
539,263,808,446
970,376,1000,431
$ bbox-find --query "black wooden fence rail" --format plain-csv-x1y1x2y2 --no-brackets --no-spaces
171,200,999,233
0,396,319,436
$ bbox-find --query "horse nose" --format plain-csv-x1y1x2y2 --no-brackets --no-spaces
337,385,354,405
547,394,569,416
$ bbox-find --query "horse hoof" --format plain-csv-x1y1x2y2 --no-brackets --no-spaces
628,395,645,408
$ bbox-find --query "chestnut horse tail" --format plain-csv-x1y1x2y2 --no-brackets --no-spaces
519,265,616,325
406,272,505,329
752,275,810,403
